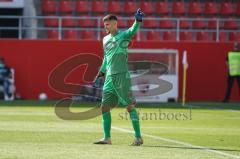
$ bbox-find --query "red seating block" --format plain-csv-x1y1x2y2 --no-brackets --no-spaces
192,18,206,29
229,32,240,41
189,1,202,15
196,31,212,41
47,30,59,39
143,17,158,28
156,1,168,14
42,0,57,14
146,31,161,41
44,15,58,27
92,0,105,13
81,30,96,40
159,17,175,29
180,31,193,41
222,19,238,30
172,1,186,15
220,2,234,15
76,0,89,13
204,1,218,15
163,31,176,41
140,1,154,14
62,15,76,27
124,1,137,14
78,15,96,27
59,0,73,14
108,1,121,13
63,30,78,39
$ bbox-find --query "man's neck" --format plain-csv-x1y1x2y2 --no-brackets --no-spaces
110,29,118,36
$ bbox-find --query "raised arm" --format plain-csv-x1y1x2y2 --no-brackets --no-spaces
124,8,144,38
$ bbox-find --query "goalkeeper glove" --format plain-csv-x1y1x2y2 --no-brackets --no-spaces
135,8,144,22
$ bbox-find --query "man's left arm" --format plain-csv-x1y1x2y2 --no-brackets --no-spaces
124,8,144,38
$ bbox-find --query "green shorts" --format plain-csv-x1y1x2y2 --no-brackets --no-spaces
101,72,135,107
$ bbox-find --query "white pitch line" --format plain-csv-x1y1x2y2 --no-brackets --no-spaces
112,126,240,159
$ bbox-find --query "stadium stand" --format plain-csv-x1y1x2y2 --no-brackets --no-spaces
63,29,78,39
188,1,202,15
76,0,89,14
47,29,58,39
156,1,169,15
59,0,74,14
180,31,193,41
0,0,239,41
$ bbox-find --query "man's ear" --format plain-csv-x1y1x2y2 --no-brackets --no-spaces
114,21,117,27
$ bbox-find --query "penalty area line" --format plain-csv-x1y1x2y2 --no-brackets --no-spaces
112,126,240,159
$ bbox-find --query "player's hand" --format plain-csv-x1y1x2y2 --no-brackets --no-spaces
135,8,144,22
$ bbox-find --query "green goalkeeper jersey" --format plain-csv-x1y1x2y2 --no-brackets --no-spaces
99,21,140,75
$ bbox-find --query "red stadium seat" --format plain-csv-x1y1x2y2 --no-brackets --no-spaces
219,32,228,42
159,17,175,29
63,30,78,39
81,30,96,40
180,31,193,41
222,19,238,30
124,1,137,14
229,32,240,42
78,15,96,27
59,0,73,14
204,1,218,15
92,0,105,13
163,31,176,41
237,2,240,16
180,18,190,29
213,32,228,42
117,18,127,28
156,1,168,14
127,18,135,27
44,15,58,27
143,17,158,28
131,32,146,41
108,1,121,14
47,30,59,39
62,15,76,27
220,2,234,15
76,0,89,14
192,18,206,29
140,1,154,14
208,18,218,29
172,1,186,15
196,31,212,41
42,0,57,14
189,1,202,15
146,30,161,41
139,31,146,41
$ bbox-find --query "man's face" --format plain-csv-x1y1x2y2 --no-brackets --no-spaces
104,20,117,34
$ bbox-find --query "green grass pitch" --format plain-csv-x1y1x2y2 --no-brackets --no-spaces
0,101,239,159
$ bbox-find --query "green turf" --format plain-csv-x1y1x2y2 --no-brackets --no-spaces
0,102,239,159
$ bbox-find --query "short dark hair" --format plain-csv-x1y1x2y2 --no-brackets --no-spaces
103,14,118,22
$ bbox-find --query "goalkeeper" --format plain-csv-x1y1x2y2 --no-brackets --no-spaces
93,9,144,146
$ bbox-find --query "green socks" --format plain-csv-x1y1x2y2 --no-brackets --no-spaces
129,108,141,138
102,109,141,139
102,111,111,139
